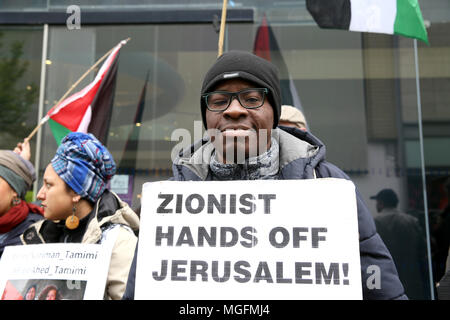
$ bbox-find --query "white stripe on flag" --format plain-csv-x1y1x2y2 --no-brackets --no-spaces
77,105,92,133
349,0,397,35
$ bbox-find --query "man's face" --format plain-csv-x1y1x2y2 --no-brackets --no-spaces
376,200,384,213
205,78,274,163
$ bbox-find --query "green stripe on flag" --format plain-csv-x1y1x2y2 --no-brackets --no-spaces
394,0,428,44
49,118,71,145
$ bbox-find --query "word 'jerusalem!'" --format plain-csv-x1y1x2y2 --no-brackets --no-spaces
152,260,350,285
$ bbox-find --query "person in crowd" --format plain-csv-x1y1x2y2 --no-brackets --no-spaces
437,185,450,299
123,50,405,300
0,139,44,258
24,284,37,300
278,105,308,131
20,132,139,300
38,284,62,300
370,188,428,299
434,178,450,282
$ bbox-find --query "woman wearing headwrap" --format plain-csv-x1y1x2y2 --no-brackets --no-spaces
21,132,139,300
0,140,44,258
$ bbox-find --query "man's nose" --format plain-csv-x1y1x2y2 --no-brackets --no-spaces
223,96,248,118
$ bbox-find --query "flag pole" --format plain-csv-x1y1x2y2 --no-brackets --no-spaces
414,38,435,300
217,0,228,57
25,38,131,142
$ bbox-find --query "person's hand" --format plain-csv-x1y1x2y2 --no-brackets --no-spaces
13,138,31,161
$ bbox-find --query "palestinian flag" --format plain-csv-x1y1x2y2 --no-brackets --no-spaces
253,14,305,122
306,0,429,44
43,40,126,145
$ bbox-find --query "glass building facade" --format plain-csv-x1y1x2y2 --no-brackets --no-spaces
1,0,450,300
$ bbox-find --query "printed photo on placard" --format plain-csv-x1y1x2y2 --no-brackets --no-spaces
0,243,113,300
1,279,87,300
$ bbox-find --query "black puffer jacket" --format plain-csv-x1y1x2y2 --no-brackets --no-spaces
124,127,406,300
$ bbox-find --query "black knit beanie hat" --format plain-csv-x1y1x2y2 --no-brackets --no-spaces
200,50,282,129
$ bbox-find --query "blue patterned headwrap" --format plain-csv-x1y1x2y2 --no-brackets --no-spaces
51,132,116,202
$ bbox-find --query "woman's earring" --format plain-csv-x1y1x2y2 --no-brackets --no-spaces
12,197,21,206
65,203,79,230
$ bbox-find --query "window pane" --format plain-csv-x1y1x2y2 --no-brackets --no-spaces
0,26,43,161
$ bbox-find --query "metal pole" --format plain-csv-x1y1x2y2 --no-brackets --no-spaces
33,23,49,201
414,39,435,300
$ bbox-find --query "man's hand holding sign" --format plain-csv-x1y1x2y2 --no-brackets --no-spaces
135,179,362,300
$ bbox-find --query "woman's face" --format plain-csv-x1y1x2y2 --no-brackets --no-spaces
0,176,17,216
37,164,75,221
25,286,36,300
46,289,57,300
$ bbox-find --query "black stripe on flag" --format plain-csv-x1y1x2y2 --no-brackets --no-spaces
88,53,119,145
306,0,351,30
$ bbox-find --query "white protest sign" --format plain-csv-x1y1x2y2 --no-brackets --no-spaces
135,178,362,300
0,243,111,300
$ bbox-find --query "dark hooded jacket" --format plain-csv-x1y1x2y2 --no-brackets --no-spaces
123,127,406,300
0,212,43,258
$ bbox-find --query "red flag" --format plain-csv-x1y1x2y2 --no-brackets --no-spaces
253,15,305,124
44,40,126,145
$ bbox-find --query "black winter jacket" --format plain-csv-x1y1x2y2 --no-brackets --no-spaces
123,127,407,300
0,213,43,258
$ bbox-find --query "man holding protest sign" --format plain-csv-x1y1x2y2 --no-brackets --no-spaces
124,51,405,300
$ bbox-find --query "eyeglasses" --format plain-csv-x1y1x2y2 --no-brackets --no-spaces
202,88,268,112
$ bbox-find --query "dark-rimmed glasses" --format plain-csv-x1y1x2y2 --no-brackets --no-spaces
202,88,268,112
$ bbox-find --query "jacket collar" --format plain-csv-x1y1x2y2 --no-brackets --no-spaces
173,127,324,181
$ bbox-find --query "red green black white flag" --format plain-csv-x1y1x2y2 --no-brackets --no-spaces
42,40,126,145
306,0,429,44
253,14,305,124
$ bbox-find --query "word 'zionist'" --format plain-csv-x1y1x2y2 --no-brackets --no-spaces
152,260,350,285
157,193,277,214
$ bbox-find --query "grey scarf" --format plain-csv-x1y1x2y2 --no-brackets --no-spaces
209,138,279,180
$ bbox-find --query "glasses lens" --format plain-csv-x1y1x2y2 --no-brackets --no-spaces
205,88,266,111
238,89,265,108
206,92,231,111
